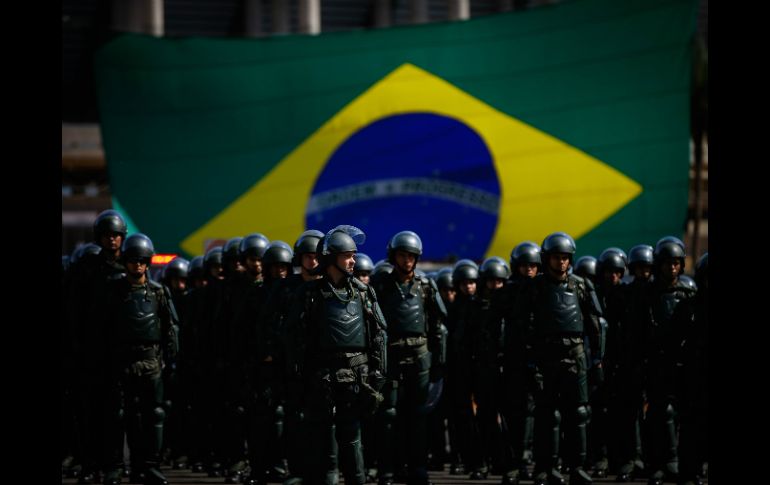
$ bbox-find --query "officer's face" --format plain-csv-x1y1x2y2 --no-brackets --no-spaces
355,271,371,284
170,276,186,291
101,231,123,252
547,253,571,276
518,263,539,279
486,278,505,290
271,263,291,279
302,253,319,272
633,264,652,281
394,250,416,274
245,255,263,276
459,279,476,296
659,258,681,281
604,268,623,286
337,251,356,273
209,263,224,280
440,288,456,304
125,259,148,279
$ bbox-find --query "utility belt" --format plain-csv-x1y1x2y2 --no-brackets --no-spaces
114,342,161,361
540,334,583,347
325,351,369,369
388,335,427,348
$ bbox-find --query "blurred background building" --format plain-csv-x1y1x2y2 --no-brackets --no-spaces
62,0,707,268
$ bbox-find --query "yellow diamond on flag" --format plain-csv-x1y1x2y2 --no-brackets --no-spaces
181,63,642,258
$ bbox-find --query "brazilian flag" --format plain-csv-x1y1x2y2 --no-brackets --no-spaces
95,0,698,260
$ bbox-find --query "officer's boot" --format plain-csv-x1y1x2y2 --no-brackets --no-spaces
339,423,366,485
615,461,634,482
500,469,520,485
568,467,592,485
143,466,168,485
663,404,679,483
143,404,168,485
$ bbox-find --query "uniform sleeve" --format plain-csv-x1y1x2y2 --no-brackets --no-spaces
425,278,448,368
581,279,603,364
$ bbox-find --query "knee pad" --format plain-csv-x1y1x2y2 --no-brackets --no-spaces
152,406,166,424
576,405,590,425
382,406,397,421
665,404,676,419
275,404,285,420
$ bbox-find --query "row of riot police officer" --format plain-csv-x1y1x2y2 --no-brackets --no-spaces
63,212,706,485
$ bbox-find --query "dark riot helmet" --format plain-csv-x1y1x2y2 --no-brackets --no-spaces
316,225,365,276
654,236,686,270
480,256,511,281
573,256,597,280
121,233,155,263
93,209,127,242
387,231,423,264
223,237,243,262
203,246,224,272
452,259,479,284
372,259,394,276
354,252,375,274
70,242,102,266
189,255,205,281
597,247,628,277
678,274,698,291
628,244,654,270
293,229,325,266
695,252,708,288
435,268,453,290
510,241,542,269
262,241,294,268
163,257,190,281
541,232,577,263
239,233,270,262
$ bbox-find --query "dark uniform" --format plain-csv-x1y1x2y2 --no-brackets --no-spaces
641,238,695,485
286,226,388,485
66,211,128,484
608,244,654,482
494,242,544,485
515,232,602,485
371,231,447,485
100,234,179,485
676,253,707,485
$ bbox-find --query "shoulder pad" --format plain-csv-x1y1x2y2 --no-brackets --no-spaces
350,277,367,291
569,273,586,286
107,272,126,281
426,277,439,292
147,279,164,290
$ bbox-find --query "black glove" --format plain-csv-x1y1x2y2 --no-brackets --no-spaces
527,363,543,393
589,364,605,387
429,364,445,383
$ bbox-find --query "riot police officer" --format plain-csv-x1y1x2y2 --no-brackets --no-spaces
99,233,179,485
642,237,695,485
607,244,653,482
65,210,129,484
515,232,602,485
353,252,375,285
494,241,544,484
590,248,627,478
371,231,448,485
285,225,388,485
677,253,707,485
445,259,483,479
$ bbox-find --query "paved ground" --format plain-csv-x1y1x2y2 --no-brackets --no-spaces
62,464,708,485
